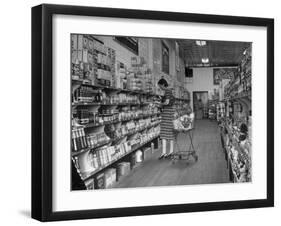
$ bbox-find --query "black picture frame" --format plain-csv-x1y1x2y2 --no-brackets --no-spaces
32,4,274,222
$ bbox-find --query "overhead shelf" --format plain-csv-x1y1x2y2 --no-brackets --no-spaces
79,135,159,181
74,112,161,129
72,121,160,157
223,90,251,102
72,78,164,97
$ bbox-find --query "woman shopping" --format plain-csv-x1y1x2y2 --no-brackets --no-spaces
158,78,175,159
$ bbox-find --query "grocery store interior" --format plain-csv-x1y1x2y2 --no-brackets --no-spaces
71,35,252,190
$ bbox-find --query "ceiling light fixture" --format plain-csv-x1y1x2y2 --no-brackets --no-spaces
196,40,206,46
202,58,209,64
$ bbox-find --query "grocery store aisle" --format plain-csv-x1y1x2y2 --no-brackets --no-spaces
113,120,230,188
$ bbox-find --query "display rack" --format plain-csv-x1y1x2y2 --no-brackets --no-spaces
71,34,191,190
220,47,252,183
71,80,162,188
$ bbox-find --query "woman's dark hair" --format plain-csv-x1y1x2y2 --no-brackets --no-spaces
158,78,168,88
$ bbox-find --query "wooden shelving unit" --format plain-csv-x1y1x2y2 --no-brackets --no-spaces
72,121,160,157
219,47,252,183
79,135,159,181
70,34,190,190
71,79,163,189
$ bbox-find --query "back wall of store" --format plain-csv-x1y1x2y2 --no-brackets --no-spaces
185,68,219,110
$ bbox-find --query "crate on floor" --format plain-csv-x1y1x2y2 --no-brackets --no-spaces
117,162,131,181
135,150,143,163
152,138,161,153
104,168,117,188
130,152,140,169
143,147,152,161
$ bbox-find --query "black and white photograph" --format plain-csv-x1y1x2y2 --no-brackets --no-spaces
71,34,252,191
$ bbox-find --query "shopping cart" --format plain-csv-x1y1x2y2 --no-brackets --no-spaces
171,115,198,164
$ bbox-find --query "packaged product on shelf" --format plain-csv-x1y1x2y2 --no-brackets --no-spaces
100,148,107,165
88,37,93,52
107,146,115,163
83,35,89,49
123,142,131,153
94,172,106,189
71,62,83,79
71,50,78,64
72,128,87,151
82,49,89,63
77,34,83,50
77,50,83,62
97,149,105,166
84,178,95,190
72,130,78,151
121,126,127,136
132,136,141,148
127,77,143,91
104,168,117,188
71,34,78,50
115,72,122,89
87,52,94,65
131,56,145,67
92,152,100,169
86,132,110,148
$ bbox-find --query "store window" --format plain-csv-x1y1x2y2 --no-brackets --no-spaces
162,41,169,74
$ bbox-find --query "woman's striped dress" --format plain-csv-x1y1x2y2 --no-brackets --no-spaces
160,89,175,141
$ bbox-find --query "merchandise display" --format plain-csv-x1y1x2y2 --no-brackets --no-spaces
71,34,252,190
207,100,218,120
219,47,252,182
71,37,167,189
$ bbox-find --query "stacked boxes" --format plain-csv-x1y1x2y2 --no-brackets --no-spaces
107,48,116,87
131,56,146,67
71,34,98,83
130,57,153,92
71,34,116,86
72,128,87,151
127,77,143,91
142,73,153,93
115,62,127,89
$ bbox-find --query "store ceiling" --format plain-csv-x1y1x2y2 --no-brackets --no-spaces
177,39,251,68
